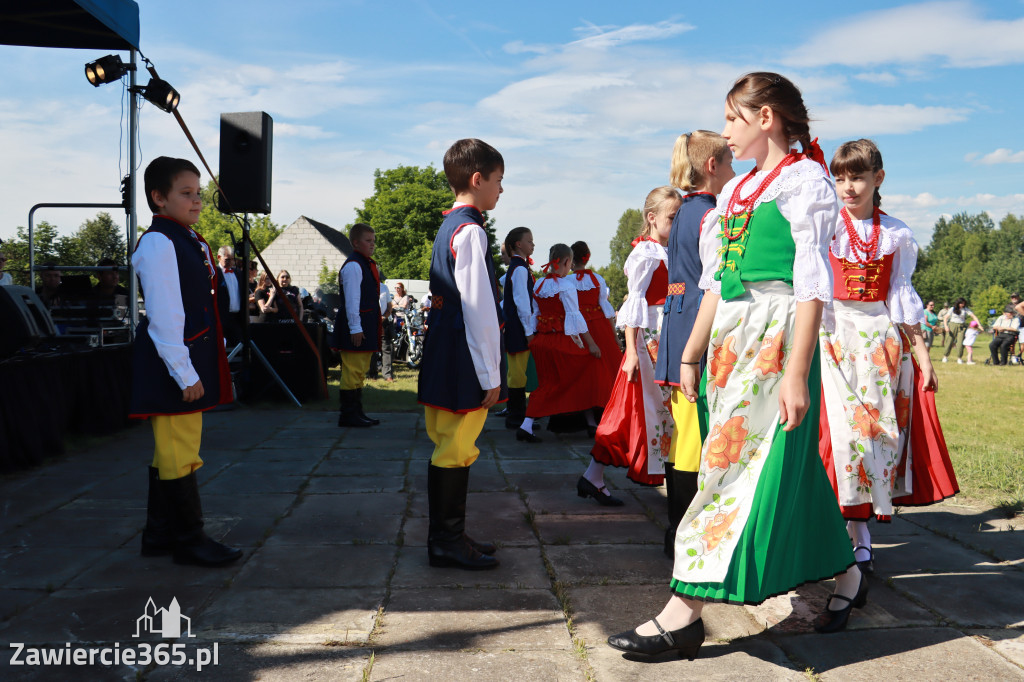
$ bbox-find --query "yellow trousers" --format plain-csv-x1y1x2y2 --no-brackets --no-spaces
667,387,701,473
425,406,488,468
507,351,530,389
151,413,204,480
340,351,372,390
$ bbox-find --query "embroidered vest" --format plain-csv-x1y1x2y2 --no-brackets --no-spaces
714,199,795,300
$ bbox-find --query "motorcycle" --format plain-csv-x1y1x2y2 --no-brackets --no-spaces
394,306,425,368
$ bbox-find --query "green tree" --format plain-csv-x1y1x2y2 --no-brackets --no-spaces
353,165,499,280
317,257,338,295
191,179,282,255
2,221,66,286
595,208,643,306
972,284,1010,325
62,212,127,267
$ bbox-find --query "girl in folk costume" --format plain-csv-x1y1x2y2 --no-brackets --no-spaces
654,131,735,558
588,187,678,499
819,139,958,586
517,243,602,443
569,240,622,434
502,227,538,430
607,73,854,659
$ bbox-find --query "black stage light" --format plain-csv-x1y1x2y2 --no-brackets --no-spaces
85,55,130,86
142,78,180,113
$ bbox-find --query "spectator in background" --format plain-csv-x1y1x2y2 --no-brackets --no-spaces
254,272,275,322
922,300,938,348
941,298,980,364
0,248,13,286
216,246,244,346
270,270,303,323
369,277,395,381
93,258,127,299
989,305,1020,365
392,282,414,318
419,290,432,312
36,265,62,309
247,260,259,318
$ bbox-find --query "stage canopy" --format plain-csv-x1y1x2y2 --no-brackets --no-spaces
0,0,139,50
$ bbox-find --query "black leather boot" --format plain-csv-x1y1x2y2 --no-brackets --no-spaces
354,388,381,426
162,473,243,567
141,467,173,556
505,388,525,430
338,389,374,427
427,464,498,570
665,466,699,559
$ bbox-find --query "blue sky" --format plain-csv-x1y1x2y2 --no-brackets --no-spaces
2,0,1023,270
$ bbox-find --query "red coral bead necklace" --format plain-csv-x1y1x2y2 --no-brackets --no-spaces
841,205,881,265
724,152,799,242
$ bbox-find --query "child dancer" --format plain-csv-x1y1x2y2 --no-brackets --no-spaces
517,244,602,443
130,157,241,567
654,131,735,557
962,320,979,364
819,139,958,596
334,223,382,427
608,73,854,659
570,240,622,434
589,187,678,498
417,138,506,570
502,227,537,429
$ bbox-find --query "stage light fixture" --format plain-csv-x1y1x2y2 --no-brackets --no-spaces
142,78,180,113
85,55,130,86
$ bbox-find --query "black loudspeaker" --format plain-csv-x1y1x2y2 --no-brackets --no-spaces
0,286,57,357
218,111,273,214
247,323,329,401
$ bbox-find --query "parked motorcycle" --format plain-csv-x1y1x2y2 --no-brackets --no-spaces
394,306,425,368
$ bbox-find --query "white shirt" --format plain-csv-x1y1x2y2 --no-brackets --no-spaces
618,239,668,329
531,276,589,337
420,293,432,309
509,260,537,336
132,230,206,390
451,203,502,390
378,282,391,316
220,266,240,312
340,260,366,335
0,272,12,286
699,158,838,303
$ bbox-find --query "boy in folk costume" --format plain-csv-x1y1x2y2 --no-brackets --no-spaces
502,227,537,430
654,131,735,558
333,223,383,427
418,138,507,570
130,157,241,567
819,139,958,584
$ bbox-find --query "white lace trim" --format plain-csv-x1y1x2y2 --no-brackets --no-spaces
793,244,834,303
829,217,909,260
713,158,830,216
564,310,589,336
572,273,598,291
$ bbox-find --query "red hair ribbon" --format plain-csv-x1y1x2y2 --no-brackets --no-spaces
528,257,534,266
541,261,555,273
805,137,828,175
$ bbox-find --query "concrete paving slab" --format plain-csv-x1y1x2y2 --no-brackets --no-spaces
778,626,1024,681
1,654,144,682
505,472,582,492
0,586,215,644
200,493,295,520
401,513,537,550
377,588,570,651
332,437,415,452
196,587,381,643
891,568,1024,627
391,547,550,590
0,514,141,550
501,459,589,475
367,649,584,681
546,545,669,585
235,447,330,462
144,643,373,681
0,547,110,590
66,548,241,590
328,446,412,461
287,491,408,518
899,504,1024,565
253,437,340,450
874,532,998,575
493,443,579,462
304,475,404,494
971,628,1024,669
231,544,396,589
0,588,45,621
534,513,664,546
313,458,407,477
865,516,926,539
526,490,651,516
222,460,323,477
266,509,403,546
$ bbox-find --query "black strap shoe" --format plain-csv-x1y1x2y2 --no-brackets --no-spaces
576,476,624,506
516,427,542,443
607,617,704,659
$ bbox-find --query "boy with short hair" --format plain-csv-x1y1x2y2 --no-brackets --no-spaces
130,156,241,567
334,222,382,427
418,138,507,570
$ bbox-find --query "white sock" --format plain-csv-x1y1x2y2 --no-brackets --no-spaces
520,417,534,434
635,596,703,635
584,409,597,427
847,520,872,561
829,565,862,609
583,459,605,488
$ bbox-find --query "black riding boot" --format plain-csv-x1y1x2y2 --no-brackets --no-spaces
161,472,243,567
665,466,699,559
141,466,173,556
354,388,381,426
663,462,676,558
427,464,499,570
338,389,374,427
505,387,526,430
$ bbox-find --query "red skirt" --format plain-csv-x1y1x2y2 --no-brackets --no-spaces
527,332,604,418
591,359,664,486
819,355,959,519
587,316,622,407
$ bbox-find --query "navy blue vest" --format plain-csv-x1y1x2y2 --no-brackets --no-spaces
130,216,229,416
333,251,381,352
502,256,535,354
418,205,507,412
654,192,715,386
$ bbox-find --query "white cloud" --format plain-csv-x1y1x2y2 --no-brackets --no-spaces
852,72,899,85
970,148,1024,164
569,20,694,50
503,40,550,55
883,192,1024,244
784,1,1024,68
811,103,969,138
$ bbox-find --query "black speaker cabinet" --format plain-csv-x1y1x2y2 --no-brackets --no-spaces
0,285,57,357
218,111,273,214
246,323,329,401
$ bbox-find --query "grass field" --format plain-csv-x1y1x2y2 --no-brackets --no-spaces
308,342,1024,511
